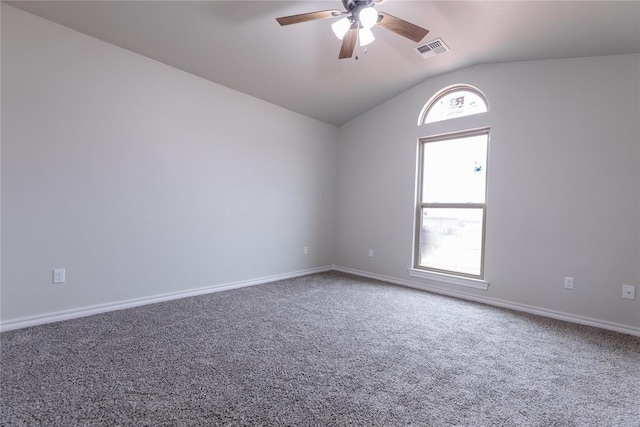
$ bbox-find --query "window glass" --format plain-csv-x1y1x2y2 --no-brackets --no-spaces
421,86,488,124
421,134,487,204
419,207,484,276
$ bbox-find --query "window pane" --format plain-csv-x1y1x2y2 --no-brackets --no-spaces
425,89,488,124
418,207,484,276
422,134,487,203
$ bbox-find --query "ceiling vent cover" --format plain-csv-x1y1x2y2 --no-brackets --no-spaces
415,38,450,58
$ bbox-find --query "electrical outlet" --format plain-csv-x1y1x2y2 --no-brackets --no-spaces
368,249,374,258
53,268,65,284
303,246,309,255
622,284,635,300
564,277,574,290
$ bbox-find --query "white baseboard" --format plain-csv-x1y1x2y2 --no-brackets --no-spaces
4,264,638,337
0,266,333,332
333,265,640,337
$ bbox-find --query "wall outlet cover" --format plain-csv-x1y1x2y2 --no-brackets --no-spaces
53,268,65,284
622,284,635,300
564,277,574,289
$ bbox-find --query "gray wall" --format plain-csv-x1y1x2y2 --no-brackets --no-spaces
336,54,640,329
1,5,338,322
2,4,639,332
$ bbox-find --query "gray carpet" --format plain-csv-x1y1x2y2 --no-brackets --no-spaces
1,272,639,426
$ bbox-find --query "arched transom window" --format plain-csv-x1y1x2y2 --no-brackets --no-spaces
418,84,488,125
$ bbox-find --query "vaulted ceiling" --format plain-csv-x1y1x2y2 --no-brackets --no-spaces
7,1,640,126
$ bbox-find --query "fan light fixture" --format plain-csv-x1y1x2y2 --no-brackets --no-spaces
332,5,377,46
331,17,351,40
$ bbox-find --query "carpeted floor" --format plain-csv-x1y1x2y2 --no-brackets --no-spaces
1,272,639,426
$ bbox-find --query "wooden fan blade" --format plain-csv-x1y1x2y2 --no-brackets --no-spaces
338,25,358,59
377,12,429,43
276,9,343,26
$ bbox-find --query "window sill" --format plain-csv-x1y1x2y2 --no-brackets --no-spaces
407,268,489,290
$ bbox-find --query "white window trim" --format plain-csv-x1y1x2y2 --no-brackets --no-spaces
407,268,489,290
414,84,491,287
413,127,490,279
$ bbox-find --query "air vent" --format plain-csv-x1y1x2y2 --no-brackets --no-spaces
415,38,450,58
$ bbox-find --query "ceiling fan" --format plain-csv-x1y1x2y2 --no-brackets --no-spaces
276,0,429,59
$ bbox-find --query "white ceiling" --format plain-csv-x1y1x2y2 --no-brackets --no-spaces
7,0,640,126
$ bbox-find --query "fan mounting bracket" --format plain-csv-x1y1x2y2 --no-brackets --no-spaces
342,0,377,12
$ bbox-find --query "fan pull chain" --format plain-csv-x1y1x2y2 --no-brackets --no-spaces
355,32,360,60
355,46,368,61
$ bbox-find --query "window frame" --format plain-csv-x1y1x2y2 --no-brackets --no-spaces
413,127,490,283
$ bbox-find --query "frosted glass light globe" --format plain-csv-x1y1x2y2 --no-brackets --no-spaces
332,17,351,40
359,7,378,29
359,27,375,46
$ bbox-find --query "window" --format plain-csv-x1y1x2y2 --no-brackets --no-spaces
418,85,488,125
411,85,489,289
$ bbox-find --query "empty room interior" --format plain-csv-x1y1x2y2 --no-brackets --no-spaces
1,1,639,425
